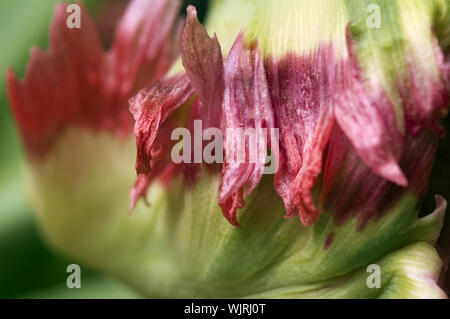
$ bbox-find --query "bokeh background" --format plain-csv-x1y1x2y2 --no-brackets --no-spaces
0,0,207,298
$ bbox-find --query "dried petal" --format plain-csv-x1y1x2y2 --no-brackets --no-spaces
130,74,194,210
218,34,274,226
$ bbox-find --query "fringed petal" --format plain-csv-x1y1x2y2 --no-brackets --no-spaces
7,3,104,157
7,0,182,158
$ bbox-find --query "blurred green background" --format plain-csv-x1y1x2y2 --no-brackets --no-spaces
0,0,207,299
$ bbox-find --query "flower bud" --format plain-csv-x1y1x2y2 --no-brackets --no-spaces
7,0,450,298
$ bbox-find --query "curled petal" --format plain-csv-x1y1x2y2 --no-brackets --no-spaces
129,4,226,211
129,75,194,210
333,34,407,187
218,34,274,226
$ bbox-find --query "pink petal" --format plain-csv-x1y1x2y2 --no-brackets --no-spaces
218,34,274,227
129,74,194,210
181,5,225,129
7,0,182,158
332,33,407,187
266,47,336,227
400,39,450,136
7,3,105,157
321,125,439,229
108,0,182,98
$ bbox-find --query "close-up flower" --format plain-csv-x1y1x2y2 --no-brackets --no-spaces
1,0,450,301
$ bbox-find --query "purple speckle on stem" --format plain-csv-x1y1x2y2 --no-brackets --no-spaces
324,233,335,250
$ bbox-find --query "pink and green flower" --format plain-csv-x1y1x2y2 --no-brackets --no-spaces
6,0,450,298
